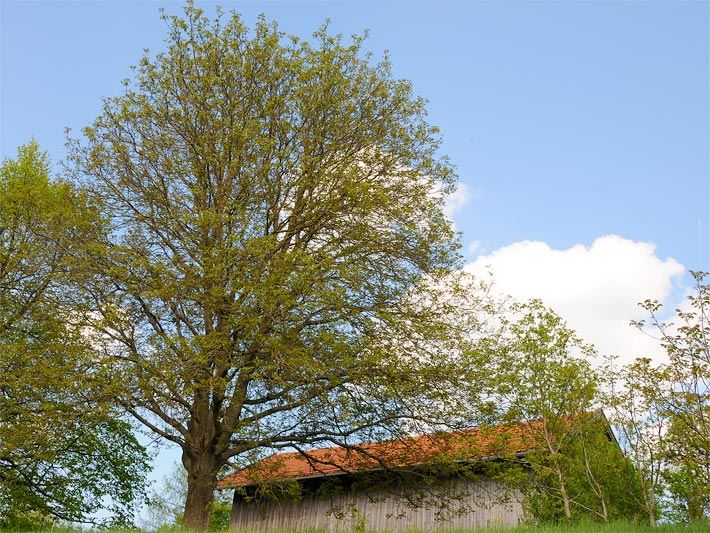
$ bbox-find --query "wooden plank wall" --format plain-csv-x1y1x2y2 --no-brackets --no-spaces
230,478,524,531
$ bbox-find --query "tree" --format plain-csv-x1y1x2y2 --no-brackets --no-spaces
0,143,150,526
604,357,670,527
489,301,599,521
663,413,709,523
626,272,710,523
68,5,487,528
486,300,643,524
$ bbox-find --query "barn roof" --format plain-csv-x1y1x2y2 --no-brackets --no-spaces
218,420,541,489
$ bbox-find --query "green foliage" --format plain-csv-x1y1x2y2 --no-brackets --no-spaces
603,358,667,526
65,2,493,528
168,500,232,532
0,507,55,531
605,272,710,525
653,272,710,524
0,143,150,526
522,424,645,524
207,500,232,531
237,479,303,506
483,301,646,525
662,458,709,525
495,300,599,425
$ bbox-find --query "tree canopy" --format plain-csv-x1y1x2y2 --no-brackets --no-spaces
0,142,149,527
67,4,487,528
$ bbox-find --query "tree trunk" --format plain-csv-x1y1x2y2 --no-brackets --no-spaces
553,460,573,520
600,496,608,523
540,420,572,521
638,475,656,528
183,450,218,530
646,502,657,528
581,441,608,522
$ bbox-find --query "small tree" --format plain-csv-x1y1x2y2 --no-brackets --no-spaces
486,300,645,524
490,301,599,521
603,357,669,527
626,272,710,523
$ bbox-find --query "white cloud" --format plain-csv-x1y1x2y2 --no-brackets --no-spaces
463,235,685,364
467,240,483,256
443,183,472,226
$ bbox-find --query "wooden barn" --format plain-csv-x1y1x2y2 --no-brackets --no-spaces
218,422,540,531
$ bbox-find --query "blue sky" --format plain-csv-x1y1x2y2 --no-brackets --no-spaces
2,0,708,516
2,1,708,265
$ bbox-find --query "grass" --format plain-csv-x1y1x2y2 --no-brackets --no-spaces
440,523,710,533
214,520,708,533
236,524,708,533
5,521,708,533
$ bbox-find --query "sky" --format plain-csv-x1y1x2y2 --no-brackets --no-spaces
1,0,709,516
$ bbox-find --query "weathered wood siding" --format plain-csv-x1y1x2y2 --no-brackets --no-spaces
230,478,524,531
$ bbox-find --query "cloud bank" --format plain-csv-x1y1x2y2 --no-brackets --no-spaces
463,235,685,363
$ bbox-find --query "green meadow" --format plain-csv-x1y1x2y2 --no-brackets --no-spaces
6,521,709,533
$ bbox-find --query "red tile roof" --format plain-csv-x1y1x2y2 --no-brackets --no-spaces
218,421,540,489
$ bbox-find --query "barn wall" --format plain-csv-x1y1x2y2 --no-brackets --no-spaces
230,477,524,531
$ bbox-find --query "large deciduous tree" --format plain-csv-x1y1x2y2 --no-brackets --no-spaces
68,5,486,528
0,143,149,527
